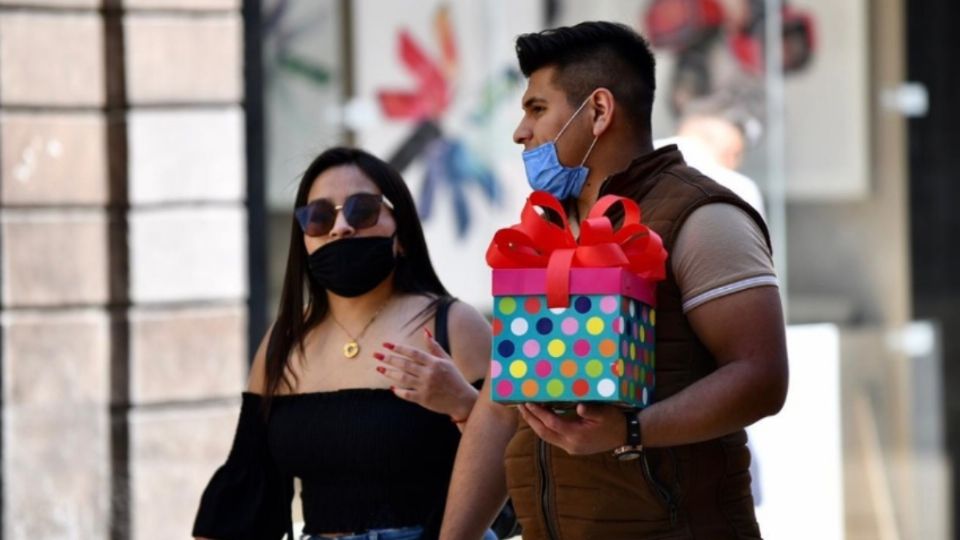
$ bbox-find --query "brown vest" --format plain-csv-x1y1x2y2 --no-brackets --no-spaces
504,146,770,540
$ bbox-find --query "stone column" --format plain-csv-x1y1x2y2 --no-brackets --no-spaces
121,1,248,539
1,1,251,539
1,5,113,538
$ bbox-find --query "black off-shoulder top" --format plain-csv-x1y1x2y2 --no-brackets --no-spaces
193,298,472,540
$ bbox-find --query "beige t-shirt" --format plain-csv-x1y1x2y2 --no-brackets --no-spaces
671,203,778,313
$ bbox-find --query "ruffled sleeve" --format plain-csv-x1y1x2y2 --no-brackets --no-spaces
193,393,293,540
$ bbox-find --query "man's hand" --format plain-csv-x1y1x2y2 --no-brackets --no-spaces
518,403,626,455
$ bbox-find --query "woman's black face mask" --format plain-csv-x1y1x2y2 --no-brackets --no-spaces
306,236,397,297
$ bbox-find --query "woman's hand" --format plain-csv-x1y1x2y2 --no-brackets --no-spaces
375,329,478,421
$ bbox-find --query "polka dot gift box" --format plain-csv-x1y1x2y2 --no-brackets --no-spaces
486,192,668,408
490,269,657,407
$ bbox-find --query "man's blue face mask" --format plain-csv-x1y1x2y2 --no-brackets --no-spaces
522,95,599,201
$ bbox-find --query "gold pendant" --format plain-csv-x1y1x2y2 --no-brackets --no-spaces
343,341,360,359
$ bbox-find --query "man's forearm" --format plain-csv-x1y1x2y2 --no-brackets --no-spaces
441,387,517,540
639,356,787,448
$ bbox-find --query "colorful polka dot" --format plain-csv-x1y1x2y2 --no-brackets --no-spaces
585,359,603,378
491,293,656,407
509,360,528,378
586,317,605,335
535,360,552,377
597,379,616,397
599,339,617,357
522,379,539,398
547,339,566,358
600,295,618,314
561,317,579,335
510,318,529,336
536,317,554,335
651,309,656,325
573,339,591,357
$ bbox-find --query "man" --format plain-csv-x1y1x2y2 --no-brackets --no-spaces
441,21,787,539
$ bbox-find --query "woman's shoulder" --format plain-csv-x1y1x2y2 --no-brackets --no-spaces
443,299,491,381
445,298,488,332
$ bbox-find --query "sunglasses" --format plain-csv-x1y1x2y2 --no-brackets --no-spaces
295,192,394,237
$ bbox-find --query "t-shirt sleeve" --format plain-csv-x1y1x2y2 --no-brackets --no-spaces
671,203,779,313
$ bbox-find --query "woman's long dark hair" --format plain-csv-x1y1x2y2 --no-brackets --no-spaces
264,147,449,403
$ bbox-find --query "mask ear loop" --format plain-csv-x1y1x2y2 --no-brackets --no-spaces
554,95,593,142
554,93,600,167
579,136,599,167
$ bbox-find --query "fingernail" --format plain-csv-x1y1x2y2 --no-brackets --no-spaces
376,366,386,374
373,352,385,361
423,327,433,339
383,342,395,350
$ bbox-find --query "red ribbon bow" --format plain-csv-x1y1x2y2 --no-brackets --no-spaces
486,191,668,308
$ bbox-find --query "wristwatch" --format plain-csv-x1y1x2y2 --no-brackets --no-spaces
613,410,643,461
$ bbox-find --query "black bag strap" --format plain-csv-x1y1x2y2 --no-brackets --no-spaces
433,296,457,354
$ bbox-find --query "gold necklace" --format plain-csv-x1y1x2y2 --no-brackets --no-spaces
329,299,390,358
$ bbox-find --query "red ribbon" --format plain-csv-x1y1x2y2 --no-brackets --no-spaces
487,191,668,308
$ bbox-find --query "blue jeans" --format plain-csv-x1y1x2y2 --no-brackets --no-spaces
304,526,424,540
304,526,497,540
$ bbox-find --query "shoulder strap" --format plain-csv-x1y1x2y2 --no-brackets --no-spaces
433,296,457,355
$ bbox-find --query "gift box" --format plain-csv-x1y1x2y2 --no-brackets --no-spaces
486,192,667,408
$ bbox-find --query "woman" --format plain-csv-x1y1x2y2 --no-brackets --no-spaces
192,147,491,540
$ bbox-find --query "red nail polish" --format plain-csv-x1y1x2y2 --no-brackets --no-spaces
423,327,433,339
373,352,384,361
376,366,385,374
383,342,395,350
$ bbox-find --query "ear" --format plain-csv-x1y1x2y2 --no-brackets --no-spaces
588,88,616,137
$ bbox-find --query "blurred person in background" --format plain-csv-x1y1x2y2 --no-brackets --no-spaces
656,96,767,217
192,147,492,540
440,21,787,540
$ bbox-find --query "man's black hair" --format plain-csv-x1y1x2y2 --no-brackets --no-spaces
516,21,657,136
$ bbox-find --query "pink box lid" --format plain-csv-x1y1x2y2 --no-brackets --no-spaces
492,267,657,306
